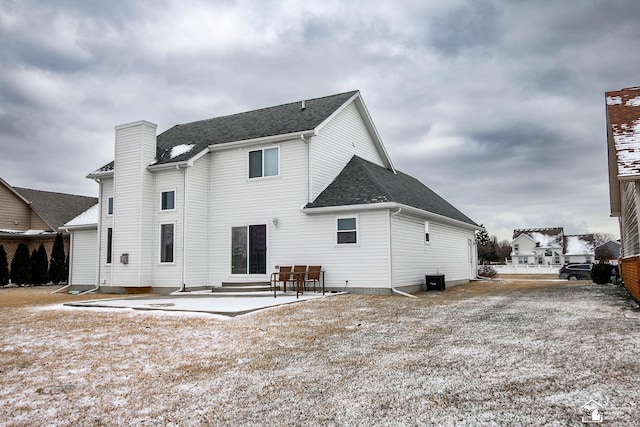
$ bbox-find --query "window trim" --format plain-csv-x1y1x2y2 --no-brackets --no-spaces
107,197,114,216
336,215,358,245
248,146,280,179
159,222,176,264
230,223,268,275
106,227,113,265
160,189,176,211
424,221,430,244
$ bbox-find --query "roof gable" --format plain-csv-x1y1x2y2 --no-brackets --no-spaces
90,91,361,175
305,156,477,226
512,228,564,247
13,187,98,231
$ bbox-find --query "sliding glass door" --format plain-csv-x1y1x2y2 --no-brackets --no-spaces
231,224,266,274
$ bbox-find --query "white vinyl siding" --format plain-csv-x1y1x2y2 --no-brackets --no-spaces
68,228,97,286
183,156,210,286
622,181,640,256
391,213,476,287
309,102,386,200
111,121,156,287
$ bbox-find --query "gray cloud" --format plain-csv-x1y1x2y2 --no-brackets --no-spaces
1,0,636,240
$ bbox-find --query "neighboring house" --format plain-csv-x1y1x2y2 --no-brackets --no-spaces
595,240,621,263
66,90,479,294
606,86,640,301
0,177,97,266
510,228,594,265
511,228,564,265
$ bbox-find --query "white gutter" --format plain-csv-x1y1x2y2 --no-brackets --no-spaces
94,177,103,291
303,202,480,231
207,130,316,152
388,207,417,298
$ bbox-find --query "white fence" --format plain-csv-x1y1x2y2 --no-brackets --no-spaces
493,264,561,275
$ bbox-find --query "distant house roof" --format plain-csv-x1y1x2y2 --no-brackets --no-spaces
13,187,98,232
606,87,640,177
513,228,564,247
605,86,640,216
304,156,477,227
564,234,595,255
90,90,365,174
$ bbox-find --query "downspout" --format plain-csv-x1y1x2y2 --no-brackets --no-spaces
303,135,310,204
177,164,187,291
389,207,417,298
92,176,103,293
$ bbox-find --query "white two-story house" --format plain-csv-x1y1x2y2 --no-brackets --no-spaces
65,91,479,294
510,227,594,265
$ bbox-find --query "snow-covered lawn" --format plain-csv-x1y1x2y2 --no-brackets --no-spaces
1,279,639,426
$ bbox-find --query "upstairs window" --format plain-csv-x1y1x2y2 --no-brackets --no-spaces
107,197,114,215
249,147,279,178
337,217,357,244
424,221,430,243
161,190,175,210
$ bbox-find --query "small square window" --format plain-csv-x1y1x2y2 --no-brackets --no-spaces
107,197,114,215
161,191,175,210
337,217,357,244
249,147,279,178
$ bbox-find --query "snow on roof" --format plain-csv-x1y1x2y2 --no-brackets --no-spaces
170,144,195,159
529,232,561,247
513,228,563,247
64,203,99,227
606,87,640,176
564,235,595,255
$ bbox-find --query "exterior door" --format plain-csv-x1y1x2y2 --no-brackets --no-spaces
231,224,266,274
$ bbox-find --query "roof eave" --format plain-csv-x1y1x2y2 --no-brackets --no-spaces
208,130,317,152
302,202,479,230
86,170,114,179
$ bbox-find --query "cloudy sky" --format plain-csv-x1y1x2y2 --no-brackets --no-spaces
2,0,638,241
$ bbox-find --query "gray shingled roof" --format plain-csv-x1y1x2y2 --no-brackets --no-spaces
92,91,359,172
305,156,477,226
13,187,98,231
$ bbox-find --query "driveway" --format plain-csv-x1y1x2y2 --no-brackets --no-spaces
1,278,639,425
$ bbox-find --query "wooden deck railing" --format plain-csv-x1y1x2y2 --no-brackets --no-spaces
620,256,640,302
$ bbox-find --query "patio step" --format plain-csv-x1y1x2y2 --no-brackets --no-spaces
213,282,272,293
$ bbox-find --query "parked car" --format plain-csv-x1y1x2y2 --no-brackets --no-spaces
558,263,592,280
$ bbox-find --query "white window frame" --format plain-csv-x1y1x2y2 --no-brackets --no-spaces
160,189,176,211
107,197,114,215
106,227,113,265
248,146,280,179
159,222,176,264
424,221,430,244
336,215,358,245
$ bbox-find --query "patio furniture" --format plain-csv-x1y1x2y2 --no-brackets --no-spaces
271,265,292,298
291,265,307,298
304,265,323,293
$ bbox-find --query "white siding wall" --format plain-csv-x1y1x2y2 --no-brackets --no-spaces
208,140,390,289
309,102,386,200
111,121,156,287
153,169,182,287
184,156,211,286
69,228,97,286
392,213,475,286
98,178,113,285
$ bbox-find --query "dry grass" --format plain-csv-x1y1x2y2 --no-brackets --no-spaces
1,279,639,426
